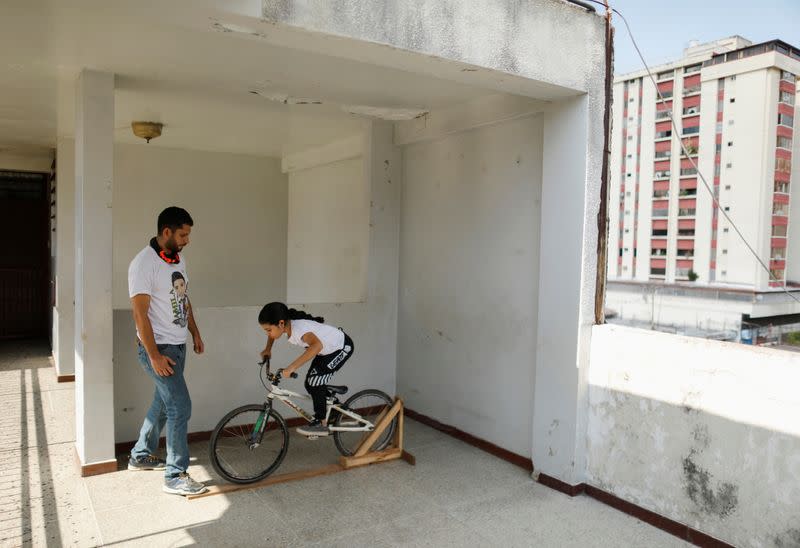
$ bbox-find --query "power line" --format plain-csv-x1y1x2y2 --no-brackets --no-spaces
584,0,800,305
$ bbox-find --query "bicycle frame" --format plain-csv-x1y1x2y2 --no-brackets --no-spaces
266,384,374,433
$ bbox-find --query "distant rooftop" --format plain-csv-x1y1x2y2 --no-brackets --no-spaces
702,39,800,68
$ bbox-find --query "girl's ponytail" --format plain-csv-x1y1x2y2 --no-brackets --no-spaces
258,301,324,324
288,308,325,323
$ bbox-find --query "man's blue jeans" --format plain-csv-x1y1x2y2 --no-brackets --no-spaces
131,343,191,478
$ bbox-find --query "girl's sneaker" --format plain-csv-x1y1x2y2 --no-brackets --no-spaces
128,454,166,471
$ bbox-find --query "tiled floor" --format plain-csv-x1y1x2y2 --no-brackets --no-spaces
1,340,689,547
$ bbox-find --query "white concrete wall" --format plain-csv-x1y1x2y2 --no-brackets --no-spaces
53,138,75,377
397,114,543,458
587,324,800,548
112,143,288,309
0,151,54,173
287,156,368,304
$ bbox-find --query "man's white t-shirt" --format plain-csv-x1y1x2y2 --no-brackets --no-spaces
287,319,345,356
128,245,190,345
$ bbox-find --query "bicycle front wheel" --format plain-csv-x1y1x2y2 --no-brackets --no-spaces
333,389,396,457
209,404,289,484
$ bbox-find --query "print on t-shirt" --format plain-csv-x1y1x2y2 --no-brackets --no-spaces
170,272,189,327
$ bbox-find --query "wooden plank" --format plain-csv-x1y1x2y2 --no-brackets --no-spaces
354,398,403,457
187,463,343,500
401,450,416,466
339,448,402,469
353,404,391,452
394,405,404,451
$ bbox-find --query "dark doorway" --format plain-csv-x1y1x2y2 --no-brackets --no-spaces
0,170,50,340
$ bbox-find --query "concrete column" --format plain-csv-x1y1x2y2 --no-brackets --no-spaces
74,70,116,472
53,137,75,378
533,94,603,487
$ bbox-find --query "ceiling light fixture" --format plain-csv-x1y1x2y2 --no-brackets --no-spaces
131,121,163,143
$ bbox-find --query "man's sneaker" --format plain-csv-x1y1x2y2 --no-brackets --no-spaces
162,473,208,496
297,421,329,437
128,454,166,471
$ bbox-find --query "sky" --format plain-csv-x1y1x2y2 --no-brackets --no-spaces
609,0,800,76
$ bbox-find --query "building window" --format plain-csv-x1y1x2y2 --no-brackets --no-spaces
729,75,736,81
781,71,796,83
654,170,671,179
726,162,732,168
627,154,633,158
626,192,631,197
677,249,694,258
724,206,730,211
728,119,735,125
678,228,695,236
684,63,702,74
625,210,631,215
629,97,635,103
728,141,733,146
623,265,629,271
678,208,696,217
682,105,700,115
655,149,672,159
656,110,672,120
776,157,792,173
651,248,667,256
653,189,669,198
774,203,789,216
771,268,785,280
775,180,789,193
777,136,793,149
653,207,669,217
625,229,630,233
682,126,700,135
730,98,736,103
657,70,673,81
772,247,786,259
714,164,721,177
778,113,794,127
716,122,723,132
651,267,666,276
725,185,731,190
780,91,795,106
715,144,722,153
773,225,788,236
656,130,673,139
683,85,701,96
679,187,697,197
652,228,668,236
680,167,697,176
628,135,633,141
723,227,729,233
722,249,728,254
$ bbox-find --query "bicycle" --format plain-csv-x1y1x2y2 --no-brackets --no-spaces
209,357,398,484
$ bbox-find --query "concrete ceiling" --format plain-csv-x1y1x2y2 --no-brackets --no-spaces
1,0,501,157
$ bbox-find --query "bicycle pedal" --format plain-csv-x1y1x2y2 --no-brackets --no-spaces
307,435,319,440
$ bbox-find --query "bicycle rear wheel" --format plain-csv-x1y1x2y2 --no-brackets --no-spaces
332,389,396,457
209,404,289,484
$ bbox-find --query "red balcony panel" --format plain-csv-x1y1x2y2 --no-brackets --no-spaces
780,80,796,94
772,237,787,247
678,219,696,229
653,180,671,191
683,74,701,87
773,193,790,204
776,148,792,160
717,112,723,122
652,200,669,209
654,160,671,171
683,115,700,127
651,239,668,248
677,240,694,250
680,158,698,169
712,217,718,229
717,90,725,99
710,260,717,269
677,259,694,268
776,170,791,182
715,156,721,164
773,216,789,226
655,140,672,152
680,178,698,189
657,81,674,93
777,126,794,138
656,101,673,112
656,121,672,132
779,103,795,117
683,95,701,108
651,259,667,268
652,219,668,229
715,134,723,144
770,281,785,288
771,260,786,269
711,239,717,248
679,198,697,208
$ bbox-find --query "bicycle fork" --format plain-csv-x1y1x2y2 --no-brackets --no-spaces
249,402,272,449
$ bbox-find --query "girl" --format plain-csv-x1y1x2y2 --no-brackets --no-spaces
258,302,354,436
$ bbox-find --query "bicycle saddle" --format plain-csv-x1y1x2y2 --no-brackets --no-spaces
326,385,348,395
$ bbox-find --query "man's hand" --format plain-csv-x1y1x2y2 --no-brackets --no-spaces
150,352,176,377
193,335,205,355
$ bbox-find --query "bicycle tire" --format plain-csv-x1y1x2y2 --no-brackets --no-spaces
209,404,289,484
332,389,396,457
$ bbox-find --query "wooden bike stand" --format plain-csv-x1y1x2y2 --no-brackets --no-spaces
189,397,414,500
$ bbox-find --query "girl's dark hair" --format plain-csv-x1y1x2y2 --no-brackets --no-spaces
258,302,324,325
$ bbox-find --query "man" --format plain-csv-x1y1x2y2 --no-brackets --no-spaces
127,206,207,496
